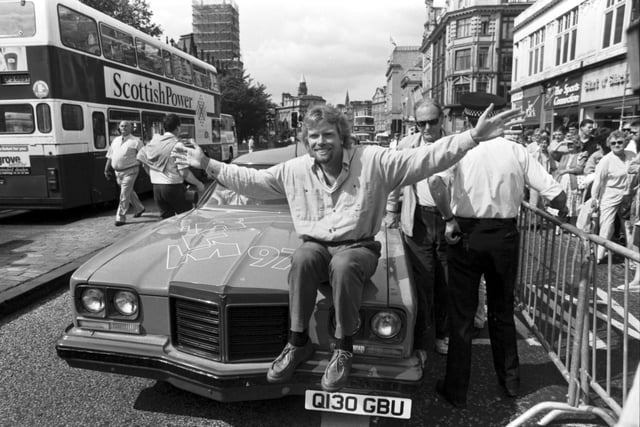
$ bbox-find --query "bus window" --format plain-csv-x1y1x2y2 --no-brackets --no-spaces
57,5,99,55
162,50,173,78
0,104,34,134
36,103,52,133
178,116,195,140
100,23,137,67
141,111,165,144
107,109,140,143
136,38,163,76
61,104,83,131
92,112,107,149
0,1,36,38
211,118,221,143
172,54,193,84
208,71,219,92
192,64,209,89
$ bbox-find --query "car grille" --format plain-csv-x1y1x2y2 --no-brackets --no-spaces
173,298,221,360
172,298,289,363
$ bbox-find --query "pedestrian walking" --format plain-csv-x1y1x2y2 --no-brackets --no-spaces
104,120,145,226
432,92,568,408
591,130,636,263
172,103,520,393
137,114,205,219
385,99,450,356
248,136,255,153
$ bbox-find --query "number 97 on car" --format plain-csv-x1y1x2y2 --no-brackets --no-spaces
304,390,412,419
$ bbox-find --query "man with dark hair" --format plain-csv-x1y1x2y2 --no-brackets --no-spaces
172,103,520,392
386,99,451,356
431,92,568,408
137,114,205,218
579,118,597,156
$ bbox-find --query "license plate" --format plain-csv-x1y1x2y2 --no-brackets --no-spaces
304,390,412,419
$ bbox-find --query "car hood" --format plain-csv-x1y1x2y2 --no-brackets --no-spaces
73,207,404,305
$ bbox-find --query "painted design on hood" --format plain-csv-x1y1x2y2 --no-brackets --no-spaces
167,214,296,271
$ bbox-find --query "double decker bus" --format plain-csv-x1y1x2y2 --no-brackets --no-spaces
0,0,222,209
211,113,237,162
352,115,375,143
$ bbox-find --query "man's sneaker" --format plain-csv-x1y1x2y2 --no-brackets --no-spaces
435,337,449,355
321,349,353,392
266,341,314,384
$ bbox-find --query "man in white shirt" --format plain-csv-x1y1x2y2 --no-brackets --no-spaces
431,92,568,408
104,121,145,226
137,114,205,218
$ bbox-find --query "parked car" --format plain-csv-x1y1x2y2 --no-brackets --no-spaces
56,143,423,420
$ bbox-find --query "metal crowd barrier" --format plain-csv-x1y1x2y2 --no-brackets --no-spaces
507,202,640,427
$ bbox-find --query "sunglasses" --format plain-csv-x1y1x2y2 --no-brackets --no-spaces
610,140,626,146
622,128,631,132
416,118,440,128
631,131,638,135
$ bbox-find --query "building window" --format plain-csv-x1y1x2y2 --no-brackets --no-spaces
478,16,491,35
478,46,490,68
497,81,511,100
501,16,515,40
500,47,513,73
528,26,545,76
556,7,578,65
477,81,488,93
455,49,471,70
454,83,470,103
603,0,626,48
456,18,472,38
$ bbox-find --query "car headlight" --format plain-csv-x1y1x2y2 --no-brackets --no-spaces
113,290,138,316
81,288,105,313
371,311,402,339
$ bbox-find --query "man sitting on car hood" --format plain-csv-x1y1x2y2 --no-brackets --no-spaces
171,103,520,392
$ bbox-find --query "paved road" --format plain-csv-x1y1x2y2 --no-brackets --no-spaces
0,196,623,425
0,196,159,315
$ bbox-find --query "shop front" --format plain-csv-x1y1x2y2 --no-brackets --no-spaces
581,59,639,131
544,74,581,132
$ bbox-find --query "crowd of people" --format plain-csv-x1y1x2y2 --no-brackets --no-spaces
507,119,640,288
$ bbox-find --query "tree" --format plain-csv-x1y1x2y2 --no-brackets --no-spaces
80,0,162,38
219,72,276,144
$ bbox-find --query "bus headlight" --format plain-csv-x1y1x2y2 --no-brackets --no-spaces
32,80,49,98
81,288,105,313
113,291,138,316
371,311,402,339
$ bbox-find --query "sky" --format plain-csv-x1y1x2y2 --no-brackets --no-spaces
146,0,430,106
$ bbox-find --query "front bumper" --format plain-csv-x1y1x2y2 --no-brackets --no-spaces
56,324,424,402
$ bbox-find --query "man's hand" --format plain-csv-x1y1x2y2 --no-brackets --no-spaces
444,219,462,245
470,104,523,143
384,211,400,228
557,205,569,220
195,181,206,193
172,142,208,170
104,169,115,182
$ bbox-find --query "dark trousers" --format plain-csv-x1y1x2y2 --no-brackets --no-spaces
288,239,381,339
153,183,191,219
443,217,520,403
403,206,449,349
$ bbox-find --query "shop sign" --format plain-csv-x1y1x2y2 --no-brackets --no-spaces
581,61,630,103
521,87,542,125
544,76,581,109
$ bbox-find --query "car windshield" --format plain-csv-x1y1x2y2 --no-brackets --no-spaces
202,182,288,208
